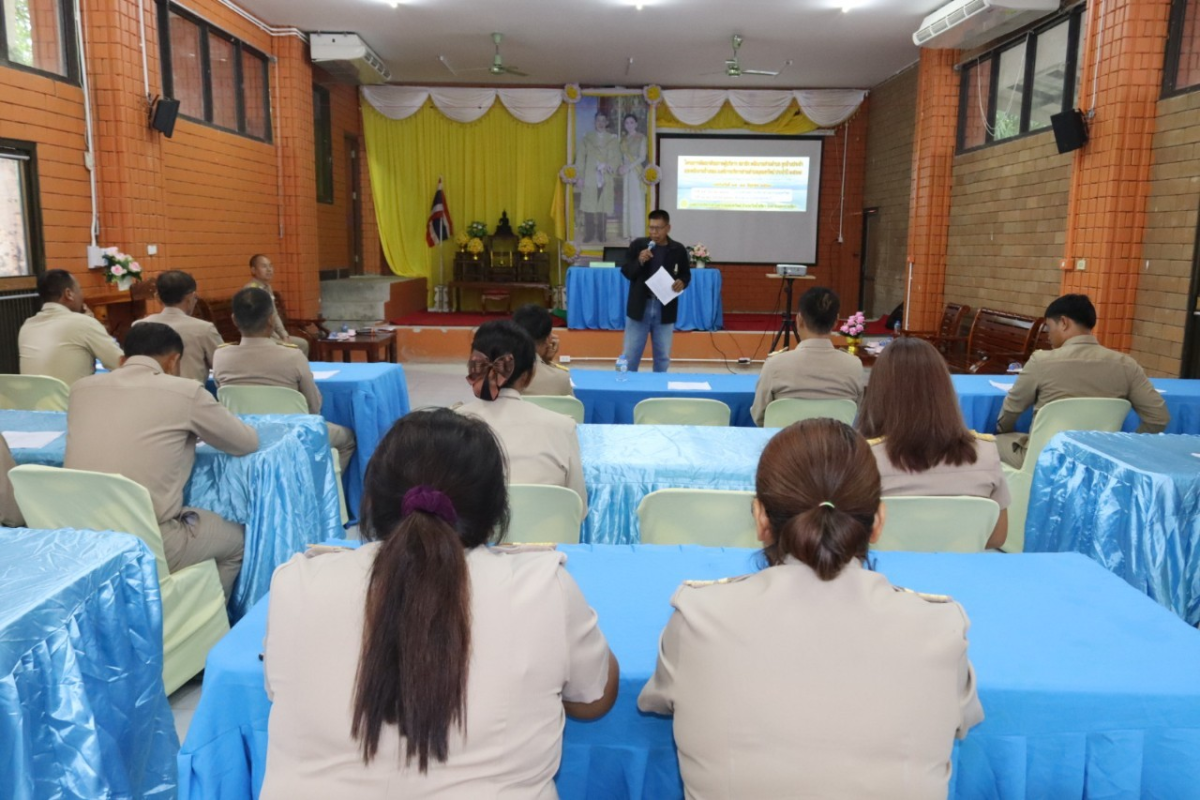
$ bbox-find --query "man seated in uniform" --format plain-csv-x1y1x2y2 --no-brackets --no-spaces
750,287,864,427
136,270,224,383
245,254,310,356
512,303,573,397
995,293,1169,467
19,269,123,386
213,287,355,470
65,323,259,598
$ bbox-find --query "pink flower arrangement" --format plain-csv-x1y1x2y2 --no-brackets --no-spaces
99,247,144,288
688,243,711,265
839,310,866,338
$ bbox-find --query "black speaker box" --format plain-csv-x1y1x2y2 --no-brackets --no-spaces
1050,109,1088,154
150,98,180,138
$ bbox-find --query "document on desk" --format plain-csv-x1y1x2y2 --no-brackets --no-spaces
668,381,712,391
312,370,340,380
2,430,64,449
989,381,1014,393
646,267,682,306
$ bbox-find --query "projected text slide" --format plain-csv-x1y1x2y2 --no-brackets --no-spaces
677,155,809,212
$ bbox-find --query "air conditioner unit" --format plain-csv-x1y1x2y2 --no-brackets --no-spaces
310,33,391,85
913,0,1059,50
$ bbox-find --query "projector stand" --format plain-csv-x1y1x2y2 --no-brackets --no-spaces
770,275,801,352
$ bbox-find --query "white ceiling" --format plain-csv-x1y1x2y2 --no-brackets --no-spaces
233,0,941,89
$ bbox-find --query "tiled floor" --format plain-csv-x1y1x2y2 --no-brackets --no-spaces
170,678,203,742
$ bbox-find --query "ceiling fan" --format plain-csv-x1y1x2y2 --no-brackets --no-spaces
723,34,786,78
439,32,529,78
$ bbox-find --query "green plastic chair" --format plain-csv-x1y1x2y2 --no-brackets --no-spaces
523,395,585,424
763,397,857,427
506,484,584,544
637,488,758,547
0,374,70,411
9,464,230,695
874,496,1000,553
217,384,349,525
633,398,732,427
1002,397,1131,553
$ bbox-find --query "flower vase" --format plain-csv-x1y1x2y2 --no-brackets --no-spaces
845,337,860,355
115,276,134,291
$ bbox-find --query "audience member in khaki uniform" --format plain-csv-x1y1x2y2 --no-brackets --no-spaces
996,294,1169,468
244,254,310,356
65,323,259,597
136,270,224,383
751,286,864,426
213,287,355,470
0,434,25,527
513,303,573,397
457,320,587,514
262,409,617,798
639,419,983,799
858,337,1010,549
18,269,123,386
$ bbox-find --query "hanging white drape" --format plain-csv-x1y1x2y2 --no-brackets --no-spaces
660,88,867,127
361,86,563,124
793,89,868,128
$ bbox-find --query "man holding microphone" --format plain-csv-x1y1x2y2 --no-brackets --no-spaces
620,209,691,372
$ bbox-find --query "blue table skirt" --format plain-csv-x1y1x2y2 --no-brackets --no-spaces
1025,431,1200,624
2,410,342,621
1,527,177,799
179,546,1200,800
566,266,724,331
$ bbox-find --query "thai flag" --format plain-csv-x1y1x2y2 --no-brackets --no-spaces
426,179,453,247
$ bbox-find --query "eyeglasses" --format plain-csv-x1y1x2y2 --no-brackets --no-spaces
648,224,667,231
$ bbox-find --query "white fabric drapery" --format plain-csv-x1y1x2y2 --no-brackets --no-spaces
361,86,563,124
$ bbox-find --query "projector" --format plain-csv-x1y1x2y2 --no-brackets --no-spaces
775,264,808,277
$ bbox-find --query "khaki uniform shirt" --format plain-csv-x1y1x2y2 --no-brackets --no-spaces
18,302,123,386
521,359,574,397
65,356,258,524
638,557,983,800
0,434,24,526
458,388,588,514
244,279,290,342
872,436,1011,509
136,306,224,383
750,338,864,426
213,338,322,413
263,543,611,800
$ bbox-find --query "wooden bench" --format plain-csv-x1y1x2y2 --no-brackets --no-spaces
944,308,1044,375
193,293,327,357
901,302,971,356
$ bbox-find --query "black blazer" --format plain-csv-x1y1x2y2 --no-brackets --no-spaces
621,237,692,324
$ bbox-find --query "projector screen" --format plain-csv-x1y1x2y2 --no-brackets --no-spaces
658,135,823,264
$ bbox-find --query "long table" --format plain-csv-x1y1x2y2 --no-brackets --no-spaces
1,527,178,799
178,545,1200,799
565,266,724,331
1026,431,1200,624
2,410,342,621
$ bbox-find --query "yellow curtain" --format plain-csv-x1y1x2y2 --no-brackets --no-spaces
655,99,820,135
362,101,567,290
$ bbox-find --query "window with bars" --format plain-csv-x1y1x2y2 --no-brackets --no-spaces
0,140,43,279
0,0,77,81
1165,0,1200,96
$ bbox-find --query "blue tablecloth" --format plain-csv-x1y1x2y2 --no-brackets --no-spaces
1,410,342,621
1,527,177,799
573,371,758,426
580,424,771,543
178,545,1200,799
565,266,724,331
1025,431,1200,624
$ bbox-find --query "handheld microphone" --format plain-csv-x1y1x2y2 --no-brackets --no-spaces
647,241,655,251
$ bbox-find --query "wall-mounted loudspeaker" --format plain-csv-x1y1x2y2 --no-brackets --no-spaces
150,98,180,138
1050,109,1088,154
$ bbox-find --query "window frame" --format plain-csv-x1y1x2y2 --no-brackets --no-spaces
156,1,272,143
0,138,46,282
1164,0,1200,97
313,83,333,204
957,7,1084,154
0,0,79,84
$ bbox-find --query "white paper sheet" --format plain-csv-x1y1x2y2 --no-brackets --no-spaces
645,266,683,306
989,381,1014,392
311,370,340,380
2,430,64,449
667,381,712,391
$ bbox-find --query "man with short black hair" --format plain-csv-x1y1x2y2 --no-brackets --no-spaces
620,209,690,372
136,270,224,382
19,269,123,385
512,303,573,396
65,321,259,598
750,286,864,426
245,254,309,356
995,293,1169,467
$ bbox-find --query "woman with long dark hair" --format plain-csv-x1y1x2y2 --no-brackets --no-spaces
639,418,982,798
857,336,1010,549
262,408,617,797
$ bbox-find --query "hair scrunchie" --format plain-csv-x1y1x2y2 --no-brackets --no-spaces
467,350,515,401
401,485,458,526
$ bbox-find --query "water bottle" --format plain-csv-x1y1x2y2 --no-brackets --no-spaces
615,354,629,382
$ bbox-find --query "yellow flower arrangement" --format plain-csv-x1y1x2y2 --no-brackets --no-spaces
559,164,578,184
643,85,662,105
562,241,578,260
563,83,582,104
641,164,661,185
454,232,469,249
518,237,535,255
532,231,550,248
467,237,484,256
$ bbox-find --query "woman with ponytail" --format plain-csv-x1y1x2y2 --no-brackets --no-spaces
262,409,617,798
639,418,982,799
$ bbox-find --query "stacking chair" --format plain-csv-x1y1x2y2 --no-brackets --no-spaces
0,374,70,411
637,488,758,547
506,484,584,544
633,398,732,427
217,385,349,525
9,464,229,694
523,394,585,424
873,496,1000,553
763,398,857,427
1002,397,1131,553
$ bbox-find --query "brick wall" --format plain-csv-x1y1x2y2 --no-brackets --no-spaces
863,64,917,319
945,133,1072,318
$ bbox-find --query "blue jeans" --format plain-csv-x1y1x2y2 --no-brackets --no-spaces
623,298,674,372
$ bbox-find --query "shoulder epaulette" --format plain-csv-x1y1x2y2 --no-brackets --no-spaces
972,431,996,442
304,543,355,558
683,574,751,589
550,361,570,372
216,342,235,348
279,341,299,349
893,585,953,603
491,543,558,553
866,436,884,446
